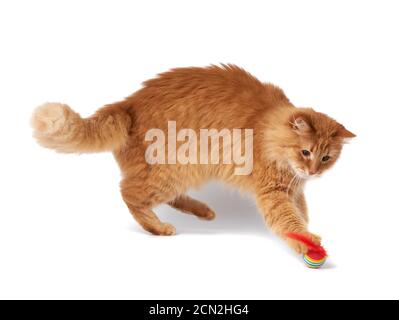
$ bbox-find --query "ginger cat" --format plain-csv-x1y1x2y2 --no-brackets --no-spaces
31,65,355,254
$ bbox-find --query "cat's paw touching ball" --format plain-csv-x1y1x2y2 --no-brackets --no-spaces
286,232,327,269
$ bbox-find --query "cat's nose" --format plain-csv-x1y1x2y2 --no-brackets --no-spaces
309,169,317,175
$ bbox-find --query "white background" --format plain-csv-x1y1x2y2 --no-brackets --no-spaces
0,0,398,300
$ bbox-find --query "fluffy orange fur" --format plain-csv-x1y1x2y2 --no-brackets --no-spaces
31,65,355,254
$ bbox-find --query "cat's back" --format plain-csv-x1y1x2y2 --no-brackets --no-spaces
141,64,264,95
128,65,289,129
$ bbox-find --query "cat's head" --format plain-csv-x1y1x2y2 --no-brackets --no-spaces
282,108,355,179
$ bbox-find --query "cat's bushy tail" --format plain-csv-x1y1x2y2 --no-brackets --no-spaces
31,101,132,153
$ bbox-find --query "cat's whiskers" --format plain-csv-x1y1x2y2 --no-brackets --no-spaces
287,172,299,196
294,174,303,190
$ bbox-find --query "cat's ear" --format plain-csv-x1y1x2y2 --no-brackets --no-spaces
337,125,356,143
338,126,356,138
290,114,312,134
332,124,356,142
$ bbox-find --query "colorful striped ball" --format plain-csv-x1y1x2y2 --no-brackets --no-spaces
303,250,327,269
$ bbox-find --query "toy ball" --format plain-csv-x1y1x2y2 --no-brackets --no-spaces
286,232,328,269
303,250,327,269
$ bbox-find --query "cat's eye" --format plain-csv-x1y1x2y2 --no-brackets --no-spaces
301,150,311,156
322,155,331,162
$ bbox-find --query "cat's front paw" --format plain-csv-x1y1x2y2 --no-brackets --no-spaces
306,232,322,246
286,232,322,254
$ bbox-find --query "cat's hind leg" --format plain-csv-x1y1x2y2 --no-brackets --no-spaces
121,178,177,236
127,206,176,236
168,195,216,220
